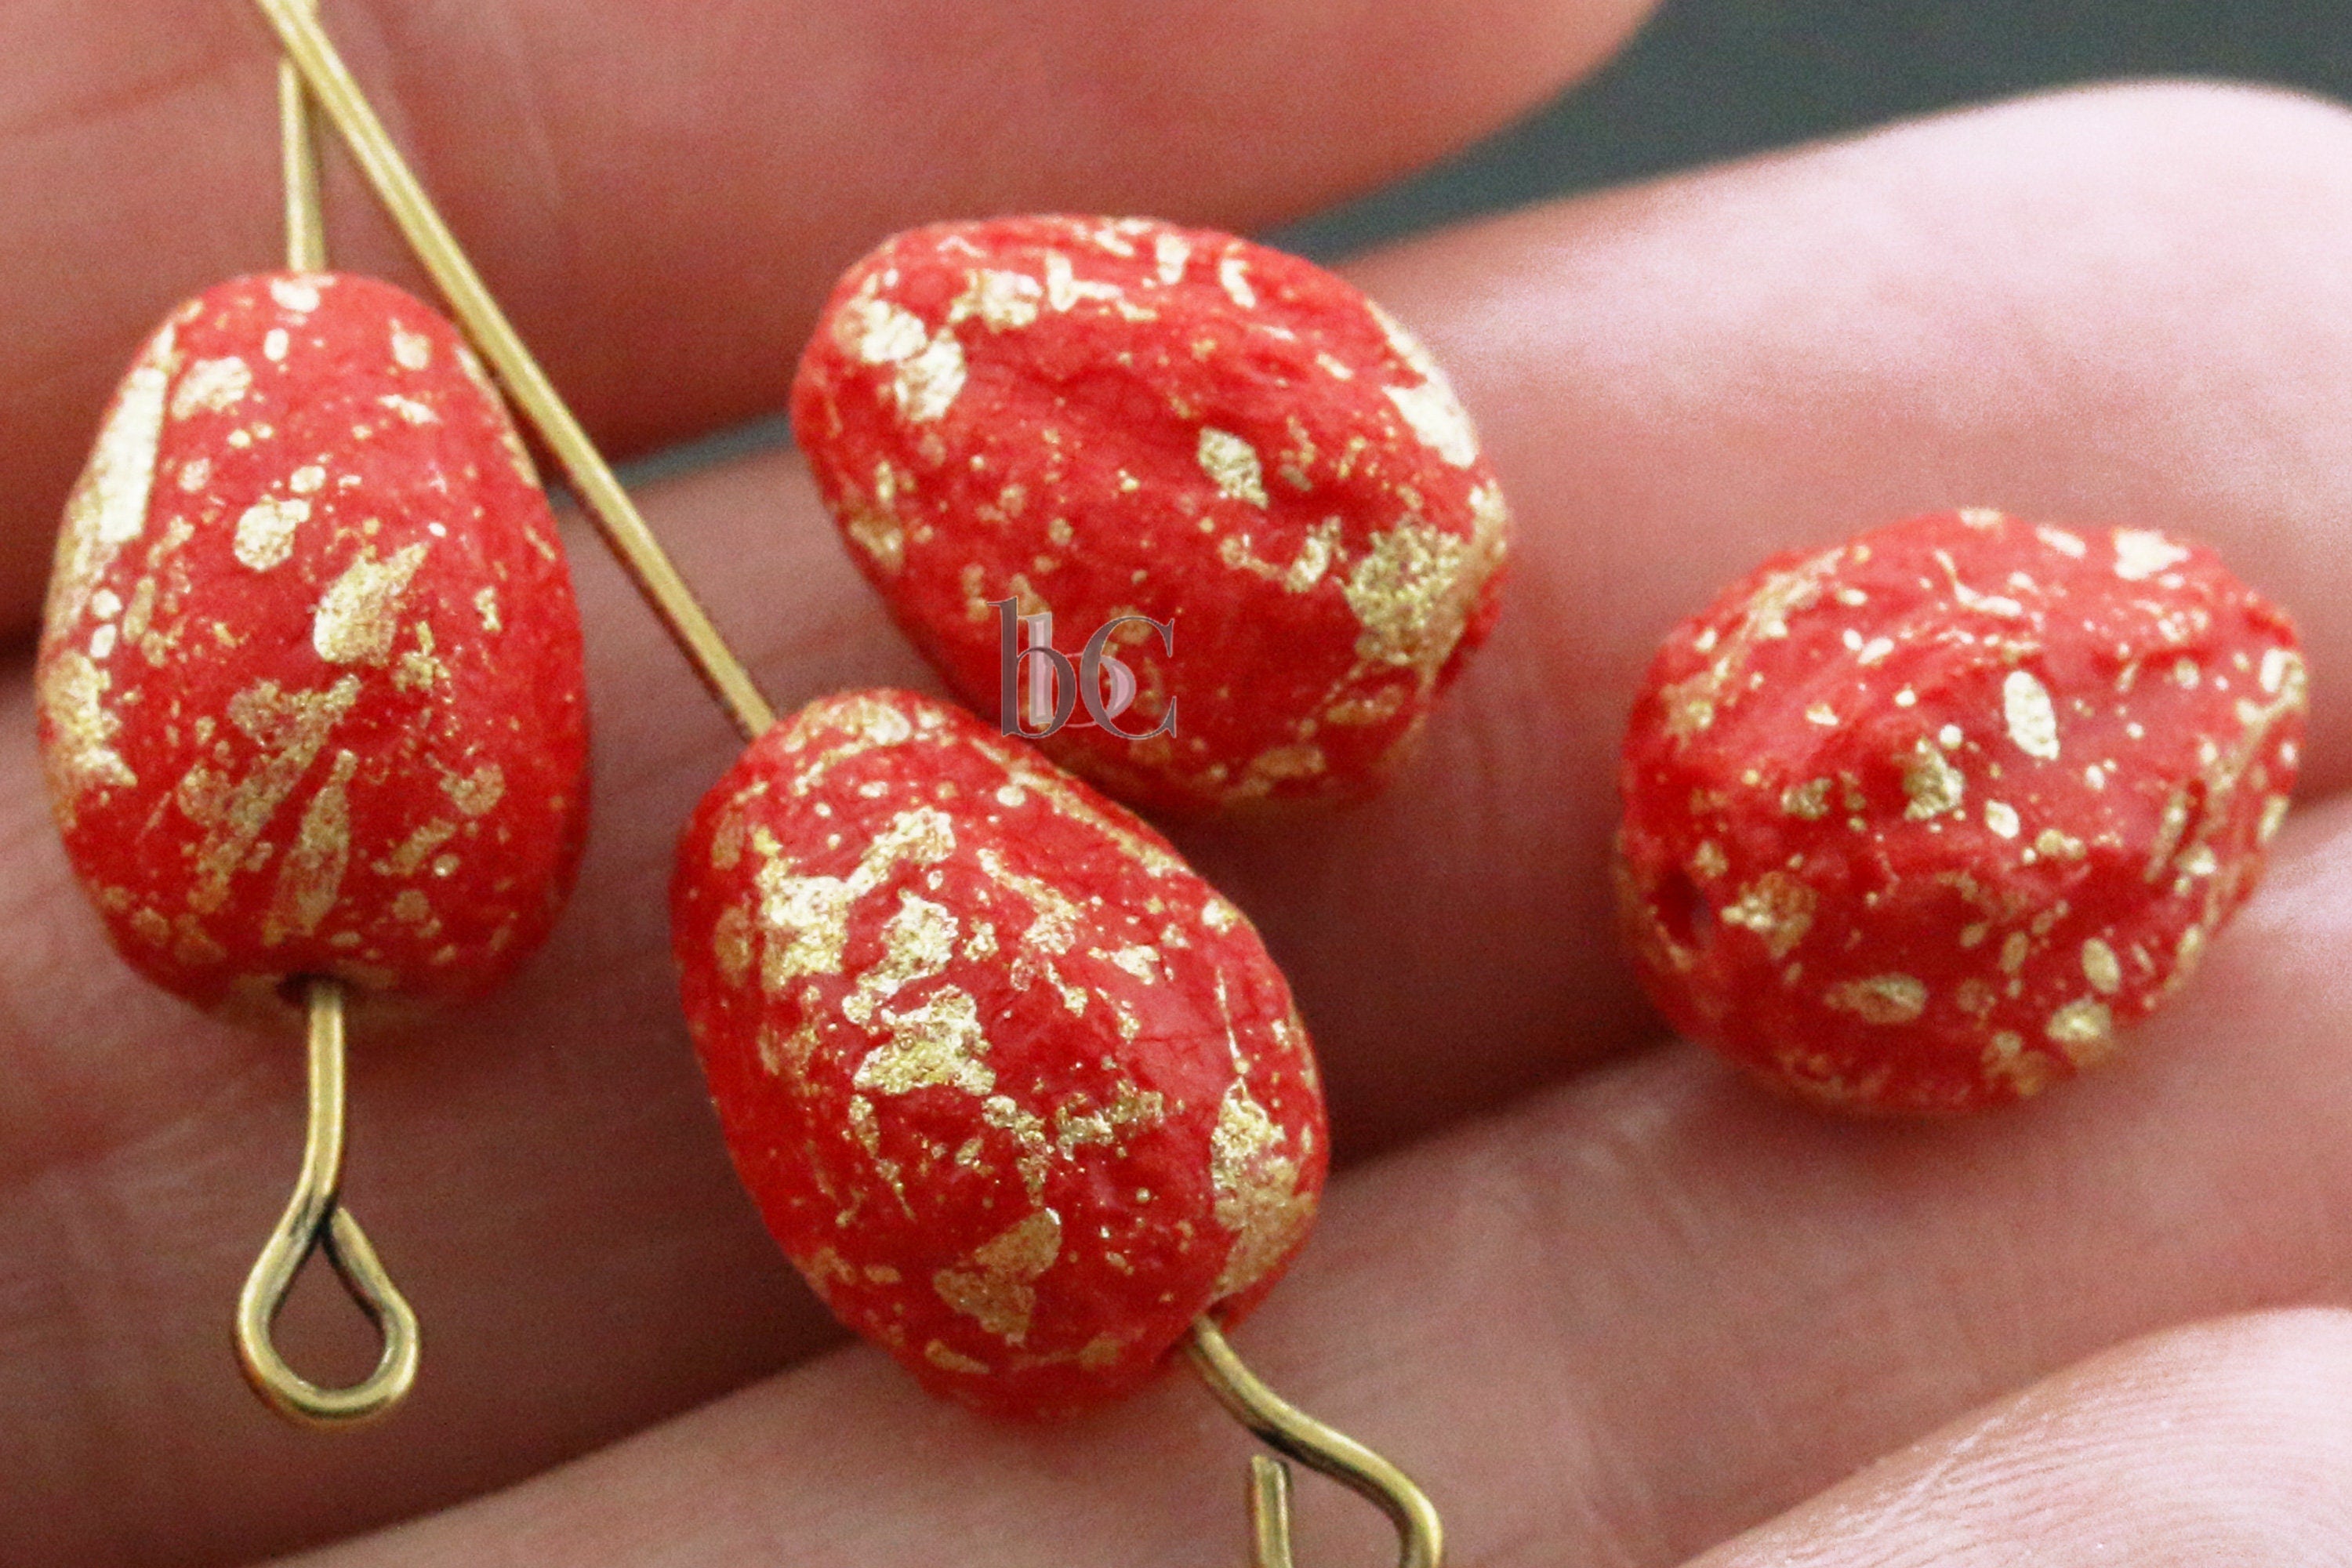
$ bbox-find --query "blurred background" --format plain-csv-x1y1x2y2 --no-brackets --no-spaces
1272,0,2352,259
643,0,2352,478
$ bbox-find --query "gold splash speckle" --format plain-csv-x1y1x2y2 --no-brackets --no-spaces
2081,938,2122,994
842,891,958,1025
390,325,433,371
262,749,357,944
1781,779,1832,820
170,356,252,419
314,544,429,664
843,293,967,423
2113,528,2190,581
949,268,1044,331
1208,1077,1314,1298
2045,996,2116,1065
442,764,506,818
234,498,309,571
854,987,995,1096
2002,670,2060,760
932,1207,1062,1344
1197,427,1269,508
1822,974,1928,1025
1901,738,1966,821
178,677,361,913
39,652,139,814
1719,872,1817,960
922,1340,989,1375
1983,1030,2053,1096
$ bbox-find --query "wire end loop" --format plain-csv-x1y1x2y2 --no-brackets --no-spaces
234,979,419,1427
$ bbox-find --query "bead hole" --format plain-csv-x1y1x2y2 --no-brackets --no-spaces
1654,869,1714,951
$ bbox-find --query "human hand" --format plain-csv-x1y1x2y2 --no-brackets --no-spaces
11,3,2352,1564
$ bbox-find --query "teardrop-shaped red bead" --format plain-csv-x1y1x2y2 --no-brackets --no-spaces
38,272,590,1018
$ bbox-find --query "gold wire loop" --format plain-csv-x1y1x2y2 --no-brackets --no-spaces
235,981,420,1425
251,0,775,741
1187,1317,1445,1568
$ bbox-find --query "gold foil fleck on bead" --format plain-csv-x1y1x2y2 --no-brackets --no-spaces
313,543,429,664
2002,669,2060,760
855,987,996,1095
932,1207,1063,1345
1780,778,1832,820
843,292,967,423
269,275,324,314
39,652,140,816
1381,377,1479,468
1821,973,1928,1025
1208,1075,1313,1299
1341,521,1477,679
234,497,310,571
2045,997,2116,1064
977,848,1082,954
51,325,177,641
1197,427,1269,509
1102,946,1161,984
390,324,432,370
1719,871,1817,960
263,748,358,943
713,905,754,987
2113,528,2190,581
1054,1080,1167,1156
373,818,456,877
923,1340,990,1375
1689,840,1729,880
180,677,361,913
1982,1030,2053,1097
948,268,1043,331
1042,251,1121,311
756,870,858,989
1901,737,1966,821
1218,254,1257,309
2033,827,2086,861
2081,938,2122,994
171,356,255,420
842,891,958,1025
441,764,505,818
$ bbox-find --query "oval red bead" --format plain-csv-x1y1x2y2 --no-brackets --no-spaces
672,689,1326,1418
1618,510,2305,1113
38,272,590,1018
791,216,1510,815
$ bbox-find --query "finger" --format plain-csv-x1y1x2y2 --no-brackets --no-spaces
16,76,2352,1566
0,0,1655,637
263,800,2352,1568
1689,1311,2352,1566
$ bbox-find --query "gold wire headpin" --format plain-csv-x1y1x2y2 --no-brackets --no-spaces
235,979,420,1424
253,5,1442,1555
254,0,771,742
1189,1319,1444,1568
234,3,418,1427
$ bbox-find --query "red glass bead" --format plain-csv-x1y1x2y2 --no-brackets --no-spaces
37,272,590,1018
672,689,1326,1418
1618,510,2304,1113
791,216,1509,816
